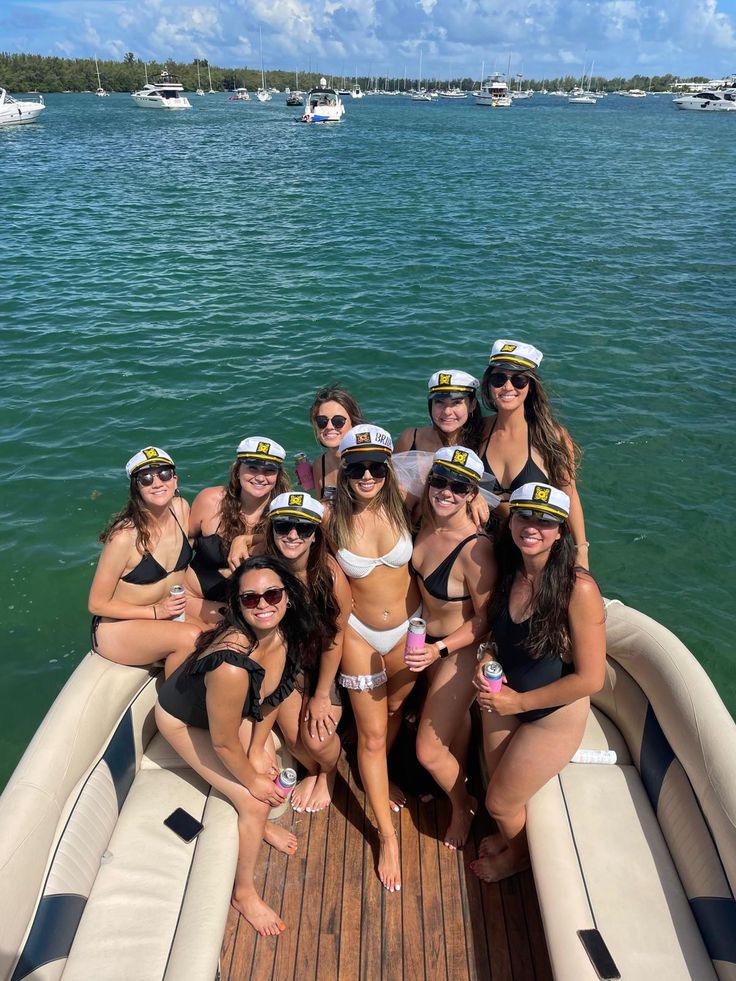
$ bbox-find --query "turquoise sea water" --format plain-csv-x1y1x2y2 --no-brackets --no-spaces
1,91,734,787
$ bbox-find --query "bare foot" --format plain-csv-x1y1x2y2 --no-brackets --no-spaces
306,769,336,813
478,832,505,858
263,822,297,855
232,889,286,937
471,847,530,883
291,775,317,813
389,781,406,813
377,831,401,892
443,795,477,850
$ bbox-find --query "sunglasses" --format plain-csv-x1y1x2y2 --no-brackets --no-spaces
272,519,317,539
135,466,175,486
428,473,473,495
343,461,389,480
240,462,280,476
489,372,530,390
513,508,563,524
316,414,348,430
238,587,286,609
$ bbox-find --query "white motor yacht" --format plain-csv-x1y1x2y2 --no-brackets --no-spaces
299,78,345,122
673,88,736,111
621,88,647,98
475,73,512,107
131,71,191,110
350,84,364,99
0,88,45,125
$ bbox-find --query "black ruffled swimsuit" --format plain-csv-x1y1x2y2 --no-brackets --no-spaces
190,531,230,602
158,648,298,729
492,599,574,723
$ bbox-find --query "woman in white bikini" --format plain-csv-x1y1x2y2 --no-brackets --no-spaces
329,424,420,893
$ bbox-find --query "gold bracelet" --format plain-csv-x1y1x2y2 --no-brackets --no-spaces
574,541,590,550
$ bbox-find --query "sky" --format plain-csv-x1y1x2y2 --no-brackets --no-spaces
3,0,736,81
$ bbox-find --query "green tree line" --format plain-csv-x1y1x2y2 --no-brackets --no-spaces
0,52,709,94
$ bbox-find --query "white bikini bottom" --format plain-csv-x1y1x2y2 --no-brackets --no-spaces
338,607,421,691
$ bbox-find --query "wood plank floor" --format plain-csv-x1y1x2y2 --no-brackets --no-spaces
220,751,552,981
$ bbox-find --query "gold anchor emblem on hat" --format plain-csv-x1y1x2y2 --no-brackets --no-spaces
452,450,468,465
533,486,551,503
288,494,303,506
355,432,371,444
143,447,158,459
257,441,270,454
439,372,452,386
501,344,517,353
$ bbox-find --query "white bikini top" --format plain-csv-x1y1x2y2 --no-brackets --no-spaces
336,530,413,580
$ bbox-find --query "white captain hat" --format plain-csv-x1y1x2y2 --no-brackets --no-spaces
339,424,393,463
269,492,324,524
509,482,570,522
489,340,543,372
427,370,480,399
236,436,286,466
431,446,484,483
126,446,175,478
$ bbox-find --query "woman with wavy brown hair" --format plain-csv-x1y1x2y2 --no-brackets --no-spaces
396,369,485,455
184,437,290,624
308,384,365,499
479,340,589,566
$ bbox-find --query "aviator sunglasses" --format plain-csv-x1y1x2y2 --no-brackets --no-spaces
513,508,562,524
238,587,286,609
316,414,348,431
135,466,175,486
343,461,389,480
272,519,317,539
488,371,530,390
428,473,473,495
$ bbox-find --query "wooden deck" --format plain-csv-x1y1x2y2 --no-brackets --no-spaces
220,750,552,981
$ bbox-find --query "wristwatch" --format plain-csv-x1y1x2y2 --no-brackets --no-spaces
435,640,449,658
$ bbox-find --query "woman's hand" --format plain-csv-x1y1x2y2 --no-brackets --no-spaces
248,747,279,779
468,494,490,531
153,591,187,621
304,694,338,741
227,534,250,571
404,643,442,673
476,683,522,716
247,773,286,807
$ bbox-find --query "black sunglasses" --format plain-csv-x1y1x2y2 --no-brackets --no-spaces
238,587,286,609
135,466,175,486
240,461,280,476
344,461,389,480
428,473,473,495
316,414,348,430
513,508,563,524
489,371,530,390
272,519,317,539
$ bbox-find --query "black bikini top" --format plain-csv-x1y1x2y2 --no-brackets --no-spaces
121,509,193,586
411,534,477,602
481,419,548,495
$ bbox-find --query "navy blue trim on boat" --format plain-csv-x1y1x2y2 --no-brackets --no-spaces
103,707,136,812
690,897,736,964
638,704,675,810
10,894,86,981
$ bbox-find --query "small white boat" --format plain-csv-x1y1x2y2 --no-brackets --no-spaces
299,78,345,122
350,83,364,100
256,88,271,102
0,88,45,125
131,71,191,110
673,89,736,111
621,88,647,98
475,73,512,107
411,50,434,103
94,57,109,97
438,87,466,99
228,87,250,101
568,89,597,105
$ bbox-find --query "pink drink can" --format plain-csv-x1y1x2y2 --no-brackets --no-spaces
294,453,315,490
274,767,297,796
404,617,427,659
169,584,186,622
482,660,504,693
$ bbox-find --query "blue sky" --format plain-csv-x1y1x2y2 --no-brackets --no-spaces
4,0,736,80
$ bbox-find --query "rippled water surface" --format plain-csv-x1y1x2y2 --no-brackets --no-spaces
1,92,734,784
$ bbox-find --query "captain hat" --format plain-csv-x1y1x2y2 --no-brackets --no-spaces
126,446,175,478
427,370,480,399
509,482,570,522
431,446,484,483
236,436,286,466
269,492,324,524
339,424,393,464
489,339,543,372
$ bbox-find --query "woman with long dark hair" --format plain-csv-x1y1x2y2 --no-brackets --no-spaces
471,482,605,883
185,437,290,623
261,492,352,813
331,424,420,893
308,385,365,499
88,446,200,671
396,369,485,454
156,555,322,937
479,340,589,565
408,447,495,849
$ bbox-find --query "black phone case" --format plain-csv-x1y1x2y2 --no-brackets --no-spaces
164,807,204,842
577,929,621,979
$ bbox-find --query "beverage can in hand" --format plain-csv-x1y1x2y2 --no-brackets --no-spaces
482,660,504,693
169,585,186,622
274,767,297,796
404,617,427,660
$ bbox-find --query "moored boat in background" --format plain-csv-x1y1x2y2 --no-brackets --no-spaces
131,71,191,110
299,78,345,122
0,88,45,125
673,89,736,111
